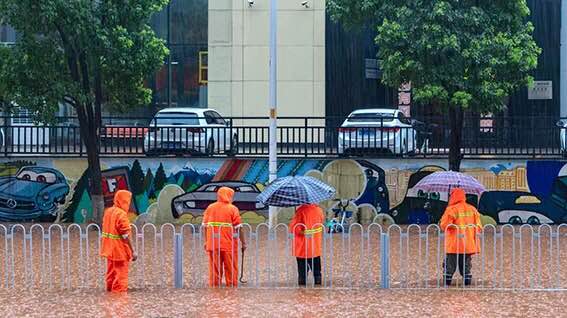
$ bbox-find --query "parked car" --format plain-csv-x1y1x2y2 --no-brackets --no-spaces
172,181,267,217
143,108,238,156
0,166,70,222
557,120,566,155
337,109,418,155
101,119,148,145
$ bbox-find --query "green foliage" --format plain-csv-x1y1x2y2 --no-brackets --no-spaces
327,0,541,113
129,160,145,195
0,0,169,120
153,163,167,193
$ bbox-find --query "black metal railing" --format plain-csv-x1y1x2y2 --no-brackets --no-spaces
0,115,564,159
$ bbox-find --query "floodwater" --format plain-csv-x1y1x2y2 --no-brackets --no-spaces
0,288,565,317
2,225,567,316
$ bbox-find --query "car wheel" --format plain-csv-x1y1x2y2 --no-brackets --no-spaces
58,197,66,205
527,216,540,225
206,138,215,156
508,216,523,225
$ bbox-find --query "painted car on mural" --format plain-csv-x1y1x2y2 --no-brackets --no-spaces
479,187,567,225
172,181,267,217
0,166,70,221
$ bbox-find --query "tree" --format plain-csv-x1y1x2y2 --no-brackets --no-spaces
129,159,145,195
143,168,154,193
0,0,169,222
154,163,167,193
328,0,541,171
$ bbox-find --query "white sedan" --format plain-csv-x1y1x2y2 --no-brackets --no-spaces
337,109,418,155
144,108,238,156
558,120,567,155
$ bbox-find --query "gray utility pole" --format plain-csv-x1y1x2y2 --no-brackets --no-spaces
268,0,278,227
561,0,567,117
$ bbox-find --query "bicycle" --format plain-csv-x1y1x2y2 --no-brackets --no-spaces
326,198,356,234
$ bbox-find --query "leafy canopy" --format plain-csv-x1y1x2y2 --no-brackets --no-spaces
0,0,169,121
328,0,541,112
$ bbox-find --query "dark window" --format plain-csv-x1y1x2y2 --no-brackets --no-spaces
347,112,395,123
154,112,199,125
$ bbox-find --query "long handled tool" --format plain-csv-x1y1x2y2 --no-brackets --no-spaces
239,247,248,284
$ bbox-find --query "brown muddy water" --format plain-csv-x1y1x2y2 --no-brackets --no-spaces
0,289,565,317
1,225,567,317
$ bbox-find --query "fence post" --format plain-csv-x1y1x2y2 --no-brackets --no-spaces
174,233,183,289
380,233,390,289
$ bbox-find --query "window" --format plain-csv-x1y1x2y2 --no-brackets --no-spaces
237,186,256,193
204,185,218,192
397,112,411,125
17,170,57,184
204,111,226,125
515,196,541,204
154,112,199,125
11,108,33,125
347,112,395,123
0,24,16,44
199,51,208,84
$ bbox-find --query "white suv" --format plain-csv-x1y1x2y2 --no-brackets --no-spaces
144,108,237,156
337,108,417,155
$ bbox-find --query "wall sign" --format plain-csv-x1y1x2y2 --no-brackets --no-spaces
528,81,552,100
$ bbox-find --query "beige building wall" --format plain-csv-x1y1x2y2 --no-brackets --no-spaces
208,0,325,124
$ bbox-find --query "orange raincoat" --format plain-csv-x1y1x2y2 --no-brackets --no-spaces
203,187,242,287
101,190,134,293
440,188,482,254
289,204,325,259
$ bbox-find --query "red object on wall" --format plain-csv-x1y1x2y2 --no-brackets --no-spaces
100,167,137,213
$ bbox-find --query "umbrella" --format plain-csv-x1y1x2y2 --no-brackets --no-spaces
257,176,336,207
413,171,485,196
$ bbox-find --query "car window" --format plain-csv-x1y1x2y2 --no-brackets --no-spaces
17,170,57,184
204,111,216,125
515,195,541,204
204,111,226,125
204,185,218,192
397,112,411,125
237,186,256,192
347,112,395,123
154,112,199,125
211,111,227,125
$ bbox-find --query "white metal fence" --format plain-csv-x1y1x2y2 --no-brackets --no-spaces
1,223,567,290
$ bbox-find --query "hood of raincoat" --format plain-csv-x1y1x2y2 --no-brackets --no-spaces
447,188,466,206
217,187,235,204
113,190,132,212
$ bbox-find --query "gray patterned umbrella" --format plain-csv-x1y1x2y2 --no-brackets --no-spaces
257,176,336,207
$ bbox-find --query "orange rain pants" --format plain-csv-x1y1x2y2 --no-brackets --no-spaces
208,251,238,287
106,260,130,293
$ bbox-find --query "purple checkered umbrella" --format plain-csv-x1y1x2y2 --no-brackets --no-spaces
413,171,485,195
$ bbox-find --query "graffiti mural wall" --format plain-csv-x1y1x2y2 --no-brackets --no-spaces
0,158,565,226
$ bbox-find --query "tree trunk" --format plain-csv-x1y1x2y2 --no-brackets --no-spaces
448,106,464,171
77,103,105,224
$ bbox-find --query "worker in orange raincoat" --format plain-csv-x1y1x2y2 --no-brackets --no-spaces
289,204,325,286
100,190,137,293
203,187,247,287
440,188,482,286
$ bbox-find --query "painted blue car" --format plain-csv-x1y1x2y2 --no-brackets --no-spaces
0,166,70,221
